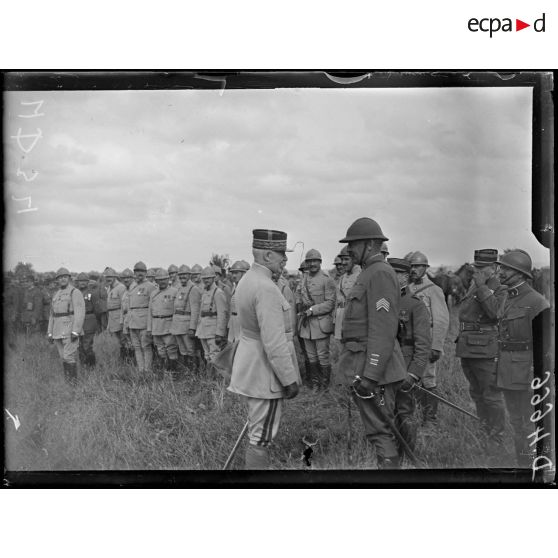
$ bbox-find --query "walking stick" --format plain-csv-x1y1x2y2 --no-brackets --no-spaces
222,420,249,470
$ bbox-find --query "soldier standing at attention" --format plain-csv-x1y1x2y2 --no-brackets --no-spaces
104,267,127,361
170,264,201,372
229,229,300,469
380,242,390,261
128,261,157,377
228,260,250,343
119,268,136,363
39,275,53,335
496,249,550,468
19,273,43,334
189,264,205,369
333,255,345,284
146,268,157,286
273,267,297,335
455,249,507,448
338,218,407,469
76,272,101,368
296,249,336,390
47,268,85,385
405,250,449,425
334,245,361,341
195,266,228,370
168,264,180,289
147,268,179,379
388,258,431,460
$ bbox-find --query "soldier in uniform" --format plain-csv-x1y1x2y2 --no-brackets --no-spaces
18,273,43,334
295,249,336,389
119,268,136,363
496,249,550,467
228,260,250,343
76,272,101,367
189,264,205,368
195,266,228,370
128,261,157,376
405,250,450,424
146,268,157,285
229,229,301,469
455,249,507,446
170,264,201,373
214,265,233,310
388,258,431,459
4,276,21,348
47,268,85,384
39,274,53,335
338,218,407,469
104,267,127,361
273,267,297,335
380,242,390,261
334,245,362,341
332,256,345,283
190,264,203,288
168,264,180,289
147,268,179,378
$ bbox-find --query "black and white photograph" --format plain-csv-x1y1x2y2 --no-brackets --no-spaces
3,71,554,484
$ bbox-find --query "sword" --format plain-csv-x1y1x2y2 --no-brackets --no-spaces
222,420,249,470
413,383,480,421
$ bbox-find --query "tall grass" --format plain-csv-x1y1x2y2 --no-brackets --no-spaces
4,307,517,471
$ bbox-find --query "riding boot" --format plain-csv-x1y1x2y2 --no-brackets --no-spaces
63,362,71,383
307,362,321,391
169,358,181,381
245,445,270,469
422,387,439,424
65,362,78,386
319,364,331,390
119,346,127,362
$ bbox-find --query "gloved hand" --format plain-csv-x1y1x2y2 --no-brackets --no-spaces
400,373,420,392
187,329,196,338
215,335,226,349
70,331,79,342
47,334,54,344
429,349,441,363
353,376,378,398
283,382,299,399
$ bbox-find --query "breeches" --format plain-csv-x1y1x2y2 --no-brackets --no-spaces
354,381,402,461
244,396,284,447
153,334,178,359
176,333,197,356
54,337,79,364
303,337,331,366
130,328,153,371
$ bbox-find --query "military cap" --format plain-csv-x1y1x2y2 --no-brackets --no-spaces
388,258,411,273
305,248,322,262
380,242,389,255
120,268,134,278
155,268,170,280
133,261,147,272
55,267,71,278
473,249,498,267
178,264,191,275
190,264,203,274
77,272,89,281
230,260,250,272
333,256,343,265
104,267,118,277
252,229,293,252
201,266,216,279
168,264,179,273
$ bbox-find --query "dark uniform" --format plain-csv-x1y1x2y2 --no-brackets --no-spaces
496,260,549,467
77,273,102,367
19,276,43,334
456,249,507,443
338,219,407,468
4,279,21,347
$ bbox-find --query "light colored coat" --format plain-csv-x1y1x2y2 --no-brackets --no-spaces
296,269,336,339
227,283,241,343
106,280,126,332
170,281,201,335
48,285,85,339
127,280,157,330
334,265,361,339
147,286,177,335
195,282,228,339
229,263,301,399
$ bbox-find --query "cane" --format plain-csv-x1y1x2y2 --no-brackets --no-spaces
222,420,249,470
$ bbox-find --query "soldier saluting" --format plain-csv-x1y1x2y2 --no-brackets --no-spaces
338,218,407,469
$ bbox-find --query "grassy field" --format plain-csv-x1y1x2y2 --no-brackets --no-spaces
4,305,519,472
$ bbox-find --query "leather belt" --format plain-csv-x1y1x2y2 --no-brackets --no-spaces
500,341,531,351
130,306,148,310
53,312,73,317
201,311,217,317
341,337,364,344
174,309,191,315
460,322,498,332
152,314,173,319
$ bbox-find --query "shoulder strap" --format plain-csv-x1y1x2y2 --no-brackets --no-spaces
304,276,315,305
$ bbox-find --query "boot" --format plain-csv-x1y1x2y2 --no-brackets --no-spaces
307,362,321,391
422,387,439,424
377,455,400,470
65,362,78,386
119,346,127,362
245,445,270,469
89,353,97,368
319,364,331,390
63,362,71,383
169,358,182,381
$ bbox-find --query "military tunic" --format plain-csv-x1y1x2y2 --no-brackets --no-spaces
148,285,178,360
456,275,507,435
334,265,361,340
106,281,126,333
338,253,407,462
19,285,43,331
227,283,241,343
128,279,157,373
277,276,297,335
196,282,228,363
78,286,102,365
496,281,549,467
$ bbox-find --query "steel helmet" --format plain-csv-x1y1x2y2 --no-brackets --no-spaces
178,264,191,275
339,245,350,257
201,266,216,279
146,267,156,277
55,267,71,278
380,242,389,255
168,264,179,273
305,249,322,262
339,217,388,243
104,267,118,277
133,261,147,272
230,260,250,272
190,264,203,274
120,268,134,278
333,256,343,265
498,250,533,279
406,251,429,267
155,268,170,280
77,272,89,282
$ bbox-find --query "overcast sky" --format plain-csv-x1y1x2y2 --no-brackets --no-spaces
4,86,549,273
